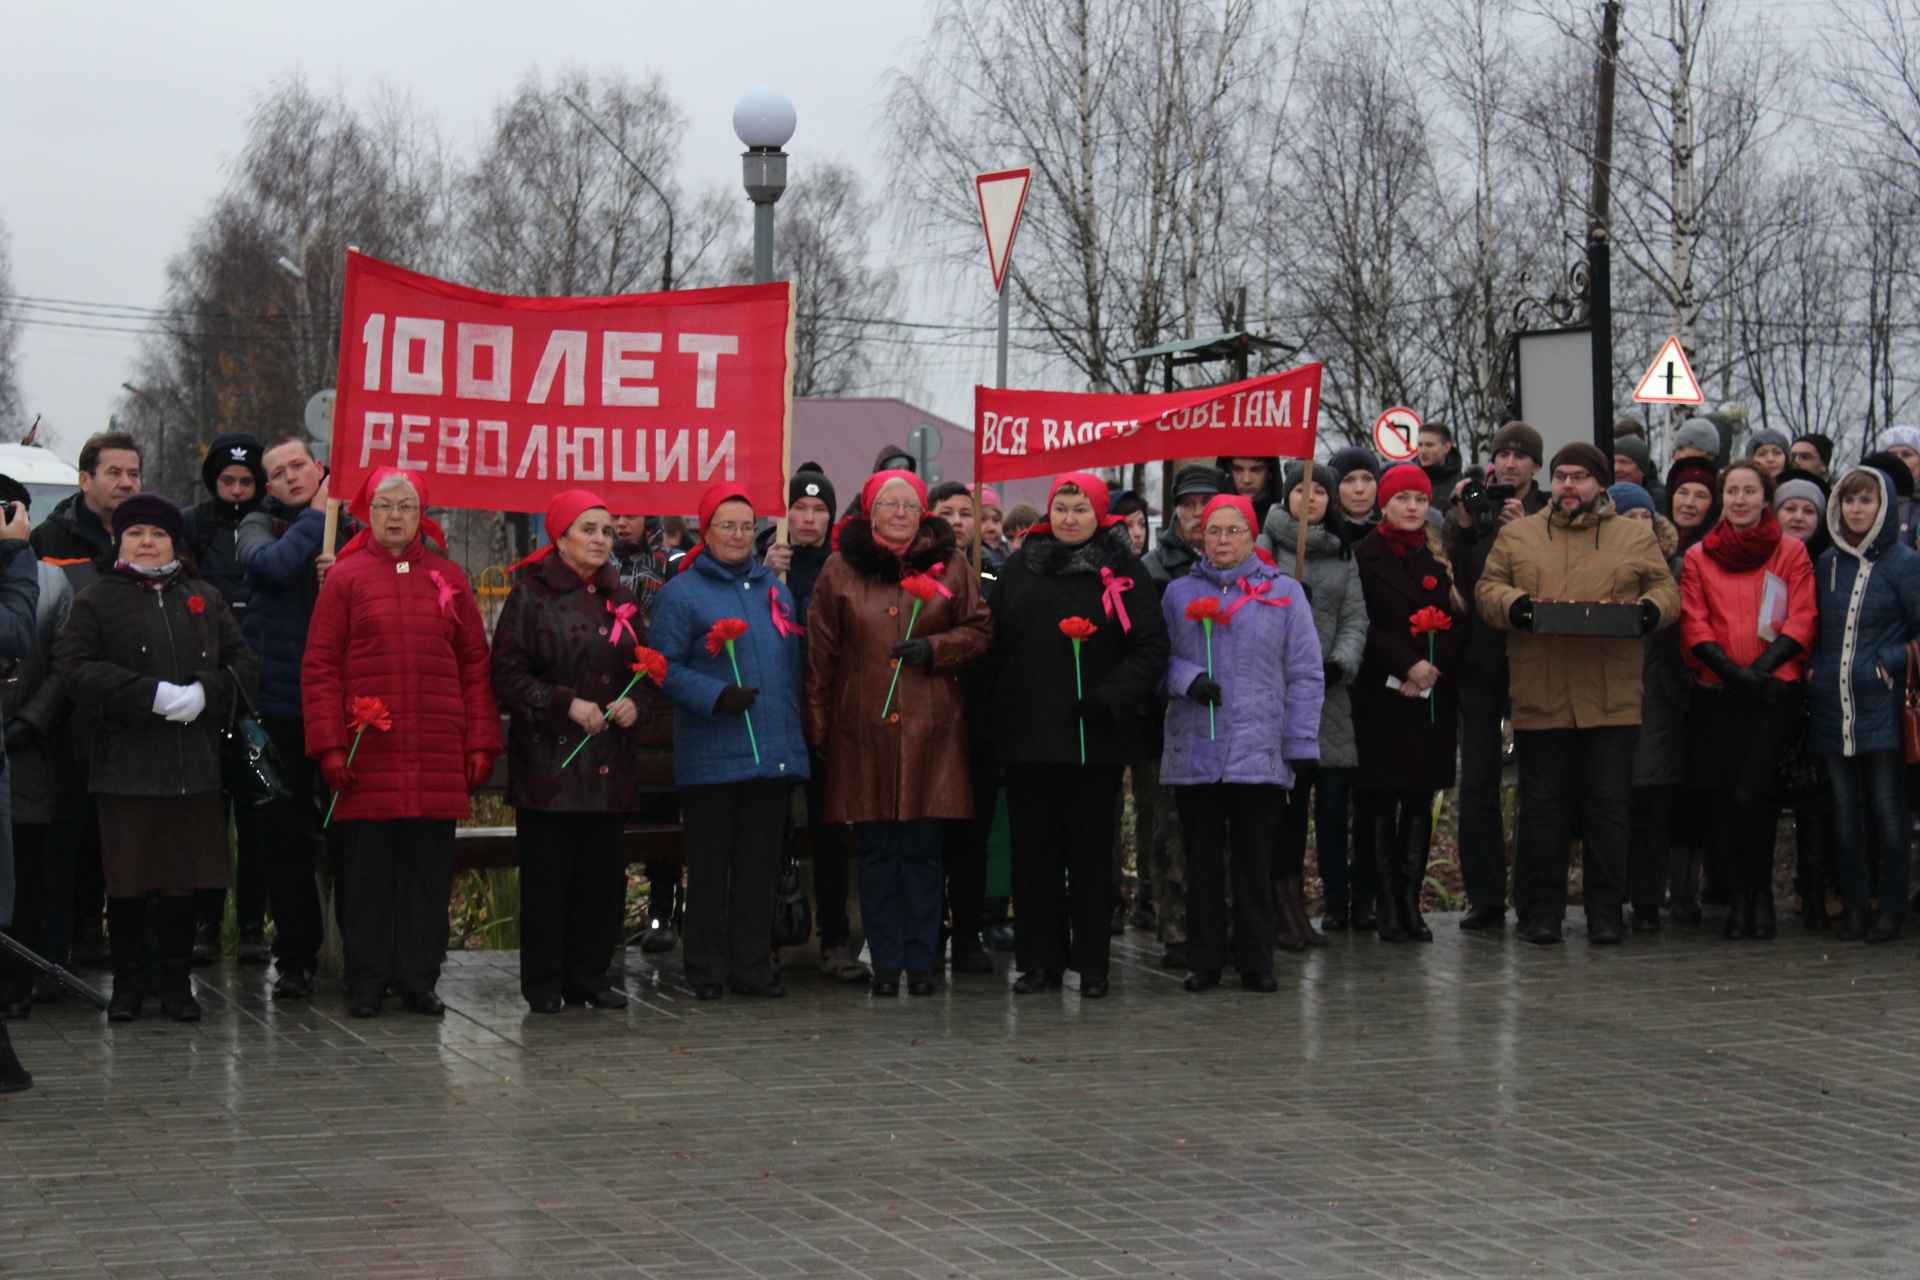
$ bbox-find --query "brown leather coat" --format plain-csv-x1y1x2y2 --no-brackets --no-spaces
803,517,992,822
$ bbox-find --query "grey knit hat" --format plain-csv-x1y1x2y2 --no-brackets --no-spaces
1745,427,1790,457
1281,461,1340,503
1774,476,1827,516
1674,417,1723,458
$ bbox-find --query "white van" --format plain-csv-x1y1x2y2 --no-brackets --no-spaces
0,442,80,526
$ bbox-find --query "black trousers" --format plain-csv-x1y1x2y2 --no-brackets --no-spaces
1177,783,1282,976
800,750,853,949
1515,725,1637,925
942,741,997,941
1627,784,1672,911
679,778,787,988
334,818,454,1003
1455,670,1512,911
1005,763,1123,977
0,824,43,1004
518,810,629,1002
250,719,326,974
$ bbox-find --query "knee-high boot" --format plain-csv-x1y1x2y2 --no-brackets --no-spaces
1373,800,1407,942
106,896,147,1022
1400,799,1434,943
1751,813,1778,941
1796,811,1831,930
0,1013,28,1093
1668,845,1702,924
156,895,201,1022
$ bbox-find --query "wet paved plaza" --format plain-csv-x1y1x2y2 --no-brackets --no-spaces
3,916,1920,1278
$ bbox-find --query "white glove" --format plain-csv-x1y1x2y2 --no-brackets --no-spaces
152,681,187,717
162,682,207,724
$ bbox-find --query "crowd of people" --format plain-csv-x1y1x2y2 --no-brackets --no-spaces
0,412,1916,1094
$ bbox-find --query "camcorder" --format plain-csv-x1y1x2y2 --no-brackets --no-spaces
1455,473,1517,532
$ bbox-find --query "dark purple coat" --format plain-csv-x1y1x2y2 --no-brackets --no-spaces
1350,530,1471,793
490,555,655,812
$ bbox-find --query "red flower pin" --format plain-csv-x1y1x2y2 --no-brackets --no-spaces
1409,606,1453,639
187,596,205,615
1059,616,1098,641
704,617,750,657
1422,575,1438,591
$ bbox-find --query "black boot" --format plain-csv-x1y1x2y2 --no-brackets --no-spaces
1867,908,1904,943
1399,802,1434,943
1668,846,1703,924
1371,803,1406,942
156,896,202,1022
105,896,146,1022
1722,862,1752,941
1796,816,1831,930
1751,846,1778,941
1837,907,1870,941
0,1016,29,1094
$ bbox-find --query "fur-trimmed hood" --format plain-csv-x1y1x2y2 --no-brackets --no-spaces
1019,522,1136,577
836,514,959,582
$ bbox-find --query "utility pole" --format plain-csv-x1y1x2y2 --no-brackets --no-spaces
1589,1,1622,458
1667,0,1699,438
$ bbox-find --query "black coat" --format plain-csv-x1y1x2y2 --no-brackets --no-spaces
184,498,260,623
1349,530,1471,793
58,565,259,797
1445,480,1546,680
29,493,113,594
490,555,657,813
983,524,1169,766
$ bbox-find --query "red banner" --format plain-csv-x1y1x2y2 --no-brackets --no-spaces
974,364,1322,483
330,253,795,515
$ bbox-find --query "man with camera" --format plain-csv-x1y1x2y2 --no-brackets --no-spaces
1444,422,1547,931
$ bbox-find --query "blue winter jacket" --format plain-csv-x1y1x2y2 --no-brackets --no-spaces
1159,553,1324,788
651,549,810,787
236,499,328,724
1809,466,1920,758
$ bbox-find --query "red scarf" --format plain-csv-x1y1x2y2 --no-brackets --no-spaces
1377,520,1426,558
1702,508,1781,574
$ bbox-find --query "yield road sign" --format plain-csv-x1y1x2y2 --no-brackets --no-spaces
975,168,1032,293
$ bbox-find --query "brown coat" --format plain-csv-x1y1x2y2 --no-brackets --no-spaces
803,517,992,823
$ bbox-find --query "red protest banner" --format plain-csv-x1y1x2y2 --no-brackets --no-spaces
974,364,1322,482
330,252,795,515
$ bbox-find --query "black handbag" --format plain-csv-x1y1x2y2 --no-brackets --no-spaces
771,855,813,948
219,666,290,808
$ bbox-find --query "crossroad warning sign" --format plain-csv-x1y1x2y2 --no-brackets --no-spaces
1632,337,1703,405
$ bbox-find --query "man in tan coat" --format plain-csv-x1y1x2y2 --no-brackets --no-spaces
1477,441,1681,945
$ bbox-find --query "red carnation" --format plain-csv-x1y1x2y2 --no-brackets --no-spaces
187,596,205,615
1409,606,1453,639
1184,597,1230,626
901,574,942,602
1422,575,1438,591
347,695,393,733
631,647,669,686
1059,616,1098,641
704,617,750,657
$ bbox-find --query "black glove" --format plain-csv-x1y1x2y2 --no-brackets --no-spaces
714,685,759,716
1751,635,1804,676
1692,642,1768,696
1074,694,1114,726
1638,600,1661,636
1187,675,1223,705
1322,659,1344,687
3,719,37,751
1508,595,1534,631
890,637,934,667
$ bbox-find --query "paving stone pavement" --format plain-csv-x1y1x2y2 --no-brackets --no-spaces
3,916,1920,1278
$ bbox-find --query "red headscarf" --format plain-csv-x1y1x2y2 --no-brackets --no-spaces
681,481,758,570
1200,493,1256,533
336,468,447,560
1028,471,1123,537
860,469,928,514
507,488,607,573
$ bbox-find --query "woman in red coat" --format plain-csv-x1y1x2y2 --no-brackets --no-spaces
1678,461,1816,941
303,469,501,1017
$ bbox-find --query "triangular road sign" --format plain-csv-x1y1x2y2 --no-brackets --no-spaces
975,167,1032,293
1632,337,1704,404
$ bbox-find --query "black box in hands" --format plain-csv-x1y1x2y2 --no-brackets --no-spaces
1529,599,1643,637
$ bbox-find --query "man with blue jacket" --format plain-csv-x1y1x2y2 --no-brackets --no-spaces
232,437,338,998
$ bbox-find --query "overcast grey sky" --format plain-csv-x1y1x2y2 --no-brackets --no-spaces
0,0,941,460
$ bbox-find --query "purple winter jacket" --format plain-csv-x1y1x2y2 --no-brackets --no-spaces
1159,554,1325,788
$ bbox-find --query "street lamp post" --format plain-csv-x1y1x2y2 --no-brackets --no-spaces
564,94,676,292
733,89,795,284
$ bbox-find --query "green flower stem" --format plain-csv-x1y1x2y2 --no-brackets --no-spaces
322,725,368,827
879,599,922,720
1073,638,1086,765
727,641,760,764
560,671,647,770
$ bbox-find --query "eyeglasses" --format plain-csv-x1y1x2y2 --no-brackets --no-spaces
1204,525,1251,539
370,501,420,516
871,500,924,516
709,521,754,537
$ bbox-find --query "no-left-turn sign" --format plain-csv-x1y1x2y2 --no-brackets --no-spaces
1373,407,1422,462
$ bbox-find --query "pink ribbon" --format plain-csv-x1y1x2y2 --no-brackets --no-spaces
1099,567,1134,632
427,569,459,616
770,595,806,639
607,599,639,648
1224,577,1291,617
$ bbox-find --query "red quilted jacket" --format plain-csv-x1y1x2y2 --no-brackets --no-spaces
301,535,502,821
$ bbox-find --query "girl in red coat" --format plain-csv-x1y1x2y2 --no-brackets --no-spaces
1678,461,1816,940
303,469,501,1017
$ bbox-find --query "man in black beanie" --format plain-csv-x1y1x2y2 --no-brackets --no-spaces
1789,433,1833,480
